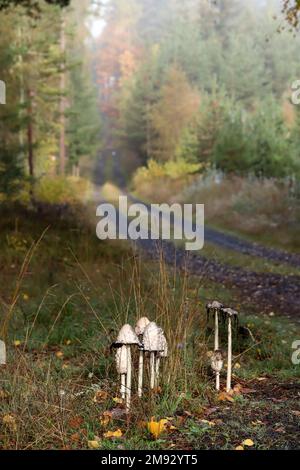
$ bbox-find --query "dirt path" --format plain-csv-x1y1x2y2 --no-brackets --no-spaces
137,237,300,319
93,152,300,319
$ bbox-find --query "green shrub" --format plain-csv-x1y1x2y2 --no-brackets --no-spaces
34,176,91,205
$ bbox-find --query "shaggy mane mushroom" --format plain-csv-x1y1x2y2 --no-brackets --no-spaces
143,322,167,389
135,317,150,397
221,307,239,392
113,324,140,411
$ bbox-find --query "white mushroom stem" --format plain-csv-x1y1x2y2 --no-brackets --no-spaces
214,310,219,351
226,317,232,392
155,355,160,388
120,373,126,400
138,350,144,398
216,371,220,391
126,345,132,411
215,311,220,390
150,352,155,389
135,317,150,399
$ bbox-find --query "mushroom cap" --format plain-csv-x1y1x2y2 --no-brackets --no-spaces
135,317,150,336
207,300,223,310
158,332,168,358
116,324,140,345
143,322,165,352
211,350,223,373
222,307,238,318
115,344,128,374
0,340,6,366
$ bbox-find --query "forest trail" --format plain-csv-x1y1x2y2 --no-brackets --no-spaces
91,155,300,320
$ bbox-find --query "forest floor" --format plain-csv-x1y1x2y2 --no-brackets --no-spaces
0,177,299,450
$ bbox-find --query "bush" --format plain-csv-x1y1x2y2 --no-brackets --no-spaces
34,176,91,205
132,159,205,203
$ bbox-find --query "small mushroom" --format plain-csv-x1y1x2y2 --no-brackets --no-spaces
206,301,223,352
113,324,140,411
221,308,238,392
211,350,223,391
135,317,150,398
0,340,6,366
143,322,166,389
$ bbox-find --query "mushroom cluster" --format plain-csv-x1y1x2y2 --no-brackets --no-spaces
112,318,168,410
207,301,239,392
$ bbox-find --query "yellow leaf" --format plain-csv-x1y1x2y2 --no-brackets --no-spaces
147,419,168,440
218,391,235,403
242,439,254,447
200,419,216,427
23,294,29,301
234,363,241,370
112,397,123,404
13,340,21,347
56,351,64,359
0,390,9,399
93,390,108,403
235,446,244,451
100,411,112,426
65,340,72,346
88,440,101,449
103,429,123,439
3,414,17,432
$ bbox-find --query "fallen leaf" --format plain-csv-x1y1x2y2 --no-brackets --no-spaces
218,392,235,403
235,446,244,451
2,414,17,432
200,419,216,427
65,340,72,346
93,390,108,403
22,294,29,301
103,429,123,439
0,390,9,400
234,363,241,370
100,411,112,426
232,384,243,396
88,439,101,449
204,407,218,417
68,416,84,429
70,432,80,442
274,426,285,433
13,340,21,347
242,439,254,447
112,397,123,404
55,351,64,359
147,419,168,440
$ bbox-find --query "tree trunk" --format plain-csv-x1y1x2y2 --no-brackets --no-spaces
27,89,34,179
59,12,67,175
